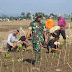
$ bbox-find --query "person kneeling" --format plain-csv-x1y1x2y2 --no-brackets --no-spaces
47,37,63,53
18,35,31,49
7,30,20,52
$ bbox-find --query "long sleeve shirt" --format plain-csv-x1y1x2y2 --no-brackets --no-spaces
7,33,17,46
50,26,60,33
58,17,66,30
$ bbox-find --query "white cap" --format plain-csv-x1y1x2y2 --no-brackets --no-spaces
58,14,61,17
54,41,60,45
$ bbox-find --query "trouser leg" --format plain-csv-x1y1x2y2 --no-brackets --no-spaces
47,44,49,52
60,30,66,39
33,43,41,67
51,33,57,38
7,43,12,51
57,30,61,38
35,53,41,67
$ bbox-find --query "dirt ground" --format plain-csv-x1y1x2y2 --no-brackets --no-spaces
0,20,72,72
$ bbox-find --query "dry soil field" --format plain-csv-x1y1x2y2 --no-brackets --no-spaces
0,20,72,72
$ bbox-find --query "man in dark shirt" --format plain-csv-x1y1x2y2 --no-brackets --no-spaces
19,35,31,47
19,36,26,47
47,37,63,52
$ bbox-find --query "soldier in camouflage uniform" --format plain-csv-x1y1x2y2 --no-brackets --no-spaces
26,15,47,67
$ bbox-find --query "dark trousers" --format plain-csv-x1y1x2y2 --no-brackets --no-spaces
7,43,12,50
51,33,57,38
47,46,49,52
57,30,66,39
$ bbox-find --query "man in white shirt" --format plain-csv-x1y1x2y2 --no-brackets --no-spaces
47,25,64,38
7,30,19,52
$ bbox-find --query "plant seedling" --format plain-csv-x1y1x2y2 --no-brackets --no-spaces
3,53,10,62
12,58,17,72
17,45,24,52
17,58,23,62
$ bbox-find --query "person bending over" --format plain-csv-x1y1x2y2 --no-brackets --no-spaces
47,37,63,53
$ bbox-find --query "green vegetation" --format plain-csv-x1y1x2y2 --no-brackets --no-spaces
3,53,10,62
0,12,71,20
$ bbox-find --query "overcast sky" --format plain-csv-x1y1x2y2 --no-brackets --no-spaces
0,0,72,16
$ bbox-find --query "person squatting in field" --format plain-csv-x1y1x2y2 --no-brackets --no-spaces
43,25,64,44
18,35,31,48
47,37,63,53
26,14,47,67
7,30,31,52
7,30,20,52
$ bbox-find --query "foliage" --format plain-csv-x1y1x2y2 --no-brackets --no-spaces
17,58,23,62
3,53,10,62
60,43,63,47
17,45,24,52
0,12,71,20
21,12,25,17
0,59,2,62
52,54,56,58
12,59,17,64
26,12,31,19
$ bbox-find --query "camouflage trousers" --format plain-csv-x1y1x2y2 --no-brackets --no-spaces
33,42,42,67
33,42,42,55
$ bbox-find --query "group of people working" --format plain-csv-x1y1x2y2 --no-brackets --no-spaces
6,13,66,67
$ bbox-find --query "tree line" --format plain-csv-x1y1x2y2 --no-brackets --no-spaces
0,12,71,20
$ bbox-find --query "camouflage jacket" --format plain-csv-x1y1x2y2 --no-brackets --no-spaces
28,20,46,44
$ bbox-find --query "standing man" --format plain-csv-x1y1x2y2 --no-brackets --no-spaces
57,14,66,42
26,14,47,67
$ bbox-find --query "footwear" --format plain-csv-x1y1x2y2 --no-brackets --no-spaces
8,49,12,52
46,51,49,53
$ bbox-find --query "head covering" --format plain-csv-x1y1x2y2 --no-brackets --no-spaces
58,14,61,17
50,13,54,16
36,14,42,19
17,30,19,32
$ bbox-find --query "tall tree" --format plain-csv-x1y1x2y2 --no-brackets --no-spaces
26,12,31,19
21,12,25,17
